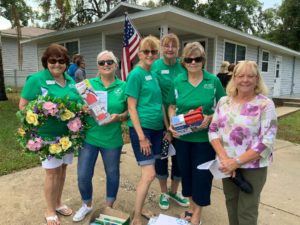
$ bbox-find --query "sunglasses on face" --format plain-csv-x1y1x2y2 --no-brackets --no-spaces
141,49,159,55
98,60,114,66
183,57,203,64
47,58,66,64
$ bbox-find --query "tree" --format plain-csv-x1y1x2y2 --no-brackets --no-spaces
0,0,32,101
37,0,137,29
266,0,300,51
197,0,263,34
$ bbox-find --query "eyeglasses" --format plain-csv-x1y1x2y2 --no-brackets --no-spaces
47,58,66,64
141,49,159,55
98,60,114,66
183,57,203,64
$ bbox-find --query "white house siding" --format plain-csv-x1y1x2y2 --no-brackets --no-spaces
79,33,102,78
279,55,294,96
294,58,300,94
2,37,39,87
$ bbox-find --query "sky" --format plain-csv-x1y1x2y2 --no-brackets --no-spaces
0,0,282,30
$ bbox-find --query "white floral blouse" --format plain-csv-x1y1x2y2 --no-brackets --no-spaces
208,94,278,168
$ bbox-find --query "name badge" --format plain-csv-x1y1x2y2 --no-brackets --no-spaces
46,80,55,85
145,75,152,81
161,70,169,74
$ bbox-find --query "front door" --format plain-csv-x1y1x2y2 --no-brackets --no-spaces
273,56,282,97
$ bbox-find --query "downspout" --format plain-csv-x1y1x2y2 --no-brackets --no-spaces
290,56,295,95
256,46,260,65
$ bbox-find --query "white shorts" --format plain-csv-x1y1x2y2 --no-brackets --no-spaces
41,153,73,169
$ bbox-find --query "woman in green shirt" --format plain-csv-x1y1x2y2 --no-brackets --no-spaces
151,33,189,210
168,42,226,225
19,44,80,225
73,50,128,222
125,35,165,225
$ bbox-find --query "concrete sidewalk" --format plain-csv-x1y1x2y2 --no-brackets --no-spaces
1,139,300,225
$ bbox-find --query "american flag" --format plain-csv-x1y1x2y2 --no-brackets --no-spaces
121,15,141,81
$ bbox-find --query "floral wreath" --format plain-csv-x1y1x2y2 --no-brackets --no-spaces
16,95,87,161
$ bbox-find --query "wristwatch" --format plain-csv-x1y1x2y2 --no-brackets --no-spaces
235,158,242,167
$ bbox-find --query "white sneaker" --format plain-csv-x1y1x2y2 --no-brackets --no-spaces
72,204,93,222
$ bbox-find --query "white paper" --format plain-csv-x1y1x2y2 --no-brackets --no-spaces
95,91,108,111
197,159,230,179
153,214,189,225
161,144,176,159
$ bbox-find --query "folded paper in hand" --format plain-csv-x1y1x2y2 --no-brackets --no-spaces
197,159,230,179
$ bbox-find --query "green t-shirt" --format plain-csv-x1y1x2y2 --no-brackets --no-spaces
168,69,226,142
151,58,186,107
125,66,164,130
21,69,81,138
85,77,127,149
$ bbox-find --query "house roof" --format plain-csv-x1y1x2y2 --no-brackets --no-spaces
21,3,300,58
99,2,148,21
0,27,54,39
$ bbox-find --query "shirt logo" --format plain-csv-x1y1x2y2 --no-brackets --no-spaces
69,84,75,89
114,88,123,96
46,80,55,85
204,83,214,89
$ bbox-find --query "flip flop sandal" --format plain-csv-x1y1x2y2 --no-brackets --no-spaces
55,204,73,216
45,215,60,225
181,211,193,221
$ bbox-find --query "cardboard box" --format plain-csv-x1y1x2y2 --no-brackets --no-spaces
76,79,111,125
90,207,130,225
171,107,204,136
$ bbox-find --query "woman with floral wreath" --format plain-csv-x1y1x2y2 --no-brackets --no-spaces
19,44,82,225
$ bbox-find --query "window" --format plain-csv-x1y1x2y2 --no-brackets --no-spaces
261,51,269,72
59,40,79,57
224,41,246,63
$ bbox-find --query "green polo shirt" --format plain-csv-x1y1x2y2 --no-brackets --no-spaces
85,77,127,149
168,69,226,142
125,65,164,130
151,58,186,107
21,69,81,138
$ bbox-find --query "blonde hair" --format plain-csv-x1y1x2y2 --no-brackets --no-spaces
139,35,160,51
181,42,206,66
97,50,118,65
226,60,268,97
161,33,180,49
219,61,230,73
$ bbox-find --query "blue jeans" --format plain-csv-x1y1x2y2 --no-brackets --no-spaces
129,127,164,166
77,142,122,204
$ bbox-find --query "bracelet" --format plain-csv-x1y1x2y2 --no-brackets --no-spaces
234,158,242,167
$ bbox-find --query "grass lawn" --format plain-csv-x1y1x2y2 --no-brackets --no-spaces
277,111,300,144
0,92,40,176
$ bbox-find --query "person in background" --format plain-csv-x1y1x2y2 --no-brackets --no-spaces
209,60,277,225
168,42,226,225
68,54,83,80
227,63,236,76
19,44,80,225
73,50,127,222
75,60,86,83
217,61,230,88
151,33,189,210
125,35,165,225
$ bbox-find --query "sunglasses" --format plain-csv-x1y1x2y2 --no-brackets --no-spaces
141,49,159,55
183,57,203,64
47,58,66,64
98,60,115,66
